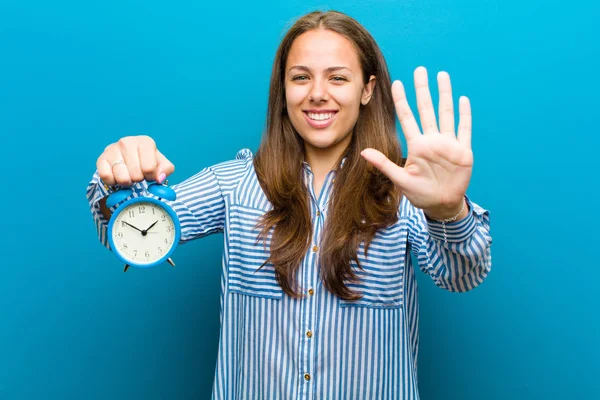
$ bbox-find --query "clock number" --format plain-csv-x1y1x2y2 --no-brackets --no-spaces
121,221,127,227
133,250,138,257
164,238,168,244
138,206,146,214
117,232,123,238
152,208,155,215
123,243,128,250
161,215,166,221
158,247,163,254
128,210,135,218
166,226,171,233
145,251,150,258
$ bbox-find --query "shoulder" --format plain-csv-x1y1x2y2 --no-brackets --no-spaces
210,148,254,177
209,148,264,203
211,149,271,210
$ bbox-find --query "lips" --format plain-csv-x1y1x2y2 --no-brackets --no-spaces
307,111,335,120
303,110,338,129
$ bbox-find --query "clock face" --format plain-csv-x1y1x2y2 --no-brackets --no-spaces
111,201,177,266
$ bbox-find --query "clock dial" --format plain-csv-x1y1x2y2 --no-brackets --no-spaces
111,201,176,265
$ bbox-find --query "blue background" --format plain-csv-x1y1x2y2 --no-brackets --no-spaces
1,0,598,398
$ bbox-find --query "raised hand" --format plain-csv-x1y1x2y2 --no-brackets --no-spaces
96,135,175,187
361,66,473,220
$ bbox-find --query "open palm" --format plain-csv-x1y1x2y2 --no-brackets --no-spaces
362,66,473,213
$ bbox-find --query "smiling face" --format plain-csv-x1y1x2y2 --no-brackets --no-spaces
285,29,376,164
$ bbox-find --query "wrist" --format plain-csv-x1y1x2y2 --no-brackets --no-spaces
424,197,468,222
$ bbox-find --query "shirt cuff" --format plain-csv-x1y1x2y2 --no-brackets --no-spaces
90,170,128,206
425,195,478,243
88,171,112,199
88,171,149,209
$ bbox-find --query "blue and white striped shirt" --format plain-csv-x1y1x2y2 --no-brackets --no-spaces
86,149,492,400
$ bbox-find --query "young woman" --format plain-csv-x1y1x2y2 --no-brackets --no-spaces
87,10,492,400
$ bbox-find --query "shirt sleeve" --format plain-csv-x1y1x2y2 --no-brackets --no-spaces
406,195,492,292
86,149,253,250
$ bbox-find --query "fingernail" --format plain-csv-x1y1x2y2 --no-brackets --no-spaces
158,172,166,184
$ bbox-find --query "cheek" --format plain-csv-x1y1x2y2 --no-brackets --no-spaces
285,84,308,107
332,84,363,106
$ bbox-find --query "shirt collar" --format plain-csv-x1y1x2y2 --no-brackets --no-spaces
302,156,348,174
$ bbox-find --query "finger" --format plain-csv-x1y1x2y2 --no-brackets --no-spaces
437,71,455,136
97,146,126,186
414,66,439,134
96,156,116,186
102,146,132,186
361,148,409,189
117,138,144,183
155,149,175,184
138,137,159,181
457,96,472,148
112,162,132,186
392,80,421,142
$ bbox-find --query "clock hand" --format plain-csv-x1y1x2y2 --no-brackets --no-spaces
123,221,145,234
144,220,159,233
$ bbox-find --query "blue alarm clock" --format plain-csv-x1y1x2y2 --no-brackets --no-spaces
106,180,181,272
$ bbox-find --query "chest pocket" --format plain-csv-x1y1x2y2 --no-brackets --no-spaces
339,223,407,309
226,204,283,300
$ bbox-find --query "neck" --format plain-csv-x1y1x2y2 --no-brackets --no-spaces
304,145,346,199
304,138,351,179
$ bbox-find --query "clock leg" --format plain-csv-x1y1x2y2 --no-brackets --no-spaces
167,258,175,267
124,264,130,272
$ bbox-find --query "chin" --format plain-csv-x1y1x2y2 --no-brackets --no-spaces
293,119,352,153
301,133,336,148
306,137,348,152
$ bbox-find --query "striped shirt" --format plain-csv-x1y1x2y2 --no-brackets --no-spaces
86,148,492,400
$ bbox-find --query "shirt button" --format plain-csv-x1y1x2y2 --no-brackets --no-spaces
316,211,321,217
306,330,313,338
312,245,319,252
304,373,311,381
308,288,314,296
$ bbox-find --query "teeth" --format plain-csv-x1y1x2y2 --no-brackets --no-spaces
307,112,334,121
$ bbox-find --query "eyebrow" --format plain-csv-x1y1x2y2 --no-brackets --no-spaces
287,65,352,74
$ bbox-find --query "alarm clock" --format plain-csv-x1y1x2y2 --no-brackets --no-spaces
106,181,181,272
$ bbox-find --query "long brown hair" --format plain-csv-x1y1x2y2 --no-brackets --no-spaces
253,10,404,300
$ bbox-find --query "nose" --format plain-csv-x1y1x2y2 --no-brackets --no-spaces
308,79,328,103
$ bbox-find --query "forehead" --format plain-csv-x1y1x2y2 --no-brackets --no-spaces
286,29,361,70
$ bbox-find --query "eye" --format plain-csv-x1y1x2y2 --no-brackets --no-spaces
292,75,309,81
331,76,348,82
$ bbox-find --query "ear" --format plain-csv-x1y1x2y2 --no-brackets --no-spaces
361,75,376,105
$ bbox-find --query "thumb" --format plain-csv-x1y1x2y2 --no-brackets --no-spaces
361,148,408,189
156,149,175,184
